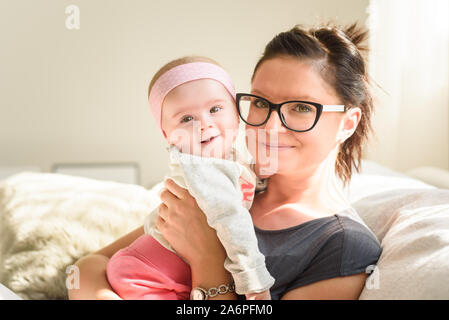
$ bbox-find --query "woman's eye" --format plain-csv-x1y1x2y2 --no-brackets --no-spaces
210,106,222,113
180,115,193,123
294,104,311,112
254,99,269,109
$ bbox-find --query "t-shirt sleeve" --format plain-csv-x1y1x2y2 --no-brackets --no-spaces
339,218,383,276
286,217,382,292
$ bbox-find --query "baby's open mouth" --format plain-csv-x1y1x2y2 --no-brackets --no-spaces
201,135,219,144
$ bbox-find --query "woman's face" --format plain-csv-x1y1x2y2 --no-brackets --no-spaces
247,56,348,177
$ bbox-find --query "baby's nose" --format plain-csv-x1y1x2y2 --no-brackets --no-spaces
199,115,214,131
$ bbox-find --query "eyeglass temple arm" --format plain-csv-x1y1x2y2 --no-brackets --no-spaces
322,105,345,112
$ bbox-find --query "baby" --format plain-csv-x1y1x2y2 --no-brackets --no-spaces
106,56,274,300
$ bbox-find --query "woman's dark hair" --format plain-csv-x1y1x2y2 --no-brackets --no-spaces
252,23,374,186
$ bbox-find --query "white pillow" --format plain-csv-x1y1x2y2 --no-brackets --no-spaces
354,188,449,299
0,172,162,299
346,160,434,203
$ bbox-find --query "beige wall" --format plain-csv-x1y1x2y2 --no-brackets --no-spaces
0,0,370,187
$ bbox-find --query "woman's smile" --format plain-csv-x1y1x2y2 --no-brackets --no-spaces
260,141,295,150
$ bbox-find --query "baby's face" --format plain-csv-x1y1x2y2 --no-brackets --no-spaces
161,79,240,158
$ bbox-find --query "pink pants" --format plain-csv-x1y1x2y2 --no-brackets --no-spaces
106,234,192,300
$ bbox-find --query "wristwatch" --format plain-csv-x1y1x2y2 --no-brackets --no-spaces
190,282,235,300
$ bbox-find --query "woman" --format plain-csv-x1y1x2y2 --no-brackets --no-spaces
68,23,381,300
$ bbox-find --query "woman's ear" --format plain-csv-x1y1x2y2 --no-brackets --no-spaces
336,107,362,144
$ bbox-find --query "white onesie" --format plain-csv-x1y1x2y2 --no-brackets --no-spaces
144,146,275,294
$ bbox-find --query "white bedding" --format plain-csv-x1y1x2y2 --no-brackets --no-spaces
348,161,449,299
0,283,22,300
0,160,448,299
346,160,435,203
356,188,449,299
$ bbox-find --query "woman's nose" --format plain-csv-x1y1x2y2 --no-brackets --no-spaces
263,110,287,133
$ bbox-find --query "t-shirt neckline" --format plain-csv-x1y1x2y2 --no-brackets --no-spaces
254,213,340,234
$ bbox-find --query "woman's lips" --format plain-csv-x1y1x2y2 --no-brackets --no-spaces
261,142,295,150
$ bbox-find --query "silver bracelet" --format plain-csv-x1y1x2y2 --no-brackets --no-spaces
190,282,235,300
208,282,235,298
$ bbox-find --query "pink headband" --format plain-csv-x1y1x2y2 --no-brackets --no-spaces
148,62,236,135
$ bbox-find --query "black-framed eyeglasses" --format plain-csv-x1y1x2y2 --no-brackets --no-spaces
236,93,346,132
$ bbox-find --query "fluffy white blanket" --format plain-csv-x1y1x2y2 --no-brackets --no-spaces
0,172,162,299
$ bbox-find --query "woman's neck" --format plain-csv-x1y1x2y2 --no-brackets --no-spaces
261,147,350,216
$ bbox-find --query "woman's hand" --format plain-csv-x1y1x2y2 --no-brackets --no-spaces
156,179,238,299
156,179,227,268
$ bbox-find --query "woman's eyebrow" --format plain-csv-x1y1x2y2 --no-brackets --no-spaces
251,89,317,102
251,89,268,98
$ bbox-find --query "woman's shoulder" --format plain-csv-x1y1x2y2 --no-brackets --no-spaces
333,214,383,276
334,212,380,247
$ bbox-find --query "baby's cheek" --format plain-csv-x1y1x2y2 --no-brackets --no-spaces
166,128,193,149
225,117,240,139
244,127,258,156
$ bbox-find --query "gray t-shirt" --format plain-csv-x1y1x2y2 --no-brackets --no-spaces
255,209,382,300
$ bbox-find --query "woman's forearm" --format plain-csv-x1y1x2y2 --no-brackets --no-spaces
158,180,237,299
67,254,121,300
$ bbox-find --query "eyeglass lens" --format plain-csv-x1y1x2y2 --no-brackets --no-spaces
238,95,317,131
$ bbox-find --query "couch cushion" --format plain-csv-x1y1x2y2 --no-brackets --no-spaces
354,188,449,299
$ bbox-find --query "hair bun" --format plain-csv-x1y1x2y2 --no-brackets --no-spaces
342,23,369,52
312,23,368,59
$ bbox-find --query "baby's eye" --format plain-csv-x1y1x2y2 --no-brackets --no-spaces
210,105,222,113
180,115,193,123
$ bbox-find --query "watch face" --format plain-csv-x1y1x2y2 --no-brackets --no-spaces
191,288,206,300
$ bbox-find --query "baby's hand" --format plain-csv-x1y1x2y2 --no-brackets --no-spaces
245,290,271,300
